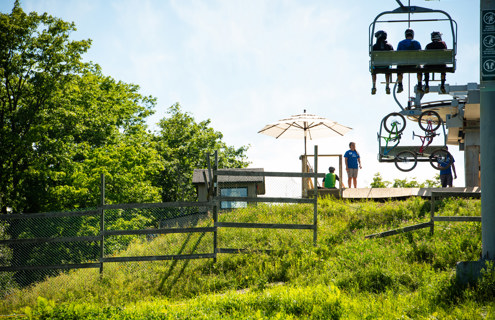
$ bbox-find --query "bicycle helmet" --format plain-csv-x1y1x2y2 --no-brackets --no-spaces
405,28,414,38
431,31,442,41
374,30,387,40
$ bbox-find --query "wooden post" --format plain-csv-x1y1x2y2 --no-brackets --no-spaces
99,173,105,275
213,151,218,261
313,146,318,246
301,154,307,197
339,155,343,198
430,193,435,235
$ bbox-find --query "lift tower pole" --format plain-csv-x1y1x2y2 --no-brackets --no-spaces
481,0,495,259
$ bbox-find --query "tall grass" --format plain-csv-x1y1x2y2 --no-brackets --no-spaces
2,197,494,319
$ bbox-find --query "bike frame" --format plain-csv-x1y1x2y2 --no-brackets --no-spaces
381,121,402,155
412,116,439,154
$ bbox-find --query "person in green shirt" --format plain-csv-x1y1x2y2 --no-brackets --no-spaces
322,167,345,189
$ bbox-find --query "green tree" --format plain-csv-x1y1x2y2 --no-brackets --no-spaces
155,103,250,202
0,2,161,213
0,1,91,213
0,2,162,286
33,67,162,210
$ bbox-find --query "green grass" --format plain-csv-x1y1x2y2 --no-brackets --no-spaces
2,197,495,319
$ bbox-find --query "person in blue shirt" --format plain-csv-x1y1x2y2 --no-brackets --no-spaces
397,28,423,93
344,142,362,188
438,150,457,187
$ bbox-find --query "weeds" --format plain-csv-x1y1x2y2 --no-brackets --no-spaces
2,196,494,319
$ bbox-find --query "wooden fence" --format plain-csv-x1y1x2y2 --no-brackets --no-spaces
365,190,481,239
0,152,323,283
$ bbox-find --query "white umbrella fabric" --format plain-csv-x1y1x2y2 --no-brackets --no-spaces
258,110,352,155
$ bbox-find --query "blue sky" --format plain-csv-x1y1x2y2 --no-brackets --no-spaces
1,0,480,189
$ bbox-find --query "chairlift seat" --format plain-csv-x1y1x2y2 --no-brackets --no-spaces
370,49,455,74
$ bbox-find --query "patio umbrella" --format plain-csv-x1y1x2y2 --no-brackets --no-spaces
258,110,352,156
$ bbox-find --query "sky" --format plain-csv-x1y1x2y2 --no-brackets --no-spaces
1,0,481,193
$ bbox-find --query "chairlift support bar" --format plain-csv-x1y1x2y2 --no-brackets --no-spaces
369,6,458,74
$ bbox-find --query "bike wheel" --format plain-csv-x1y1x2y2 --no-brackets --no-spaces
418,110,441,132
383,112,406,134
429,149,453,171
395,150,417,172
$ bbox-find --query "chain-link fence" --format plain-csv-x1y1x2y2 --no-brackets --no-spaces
0,166,323,293
0,202,214,290
215,169,322,252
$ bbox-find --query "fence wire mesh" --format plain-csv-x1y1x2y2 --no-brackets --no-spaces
0,210,100,287
216,173,317,252
0,170,319,294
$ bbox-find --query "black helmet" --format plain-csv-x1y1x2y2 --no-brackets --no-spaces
329,166,335,172
431,31,442,41
374,30,387,40
405,28,414,38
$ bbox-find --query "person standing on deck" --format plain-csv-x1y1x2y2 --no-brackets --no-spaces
344,142,362,188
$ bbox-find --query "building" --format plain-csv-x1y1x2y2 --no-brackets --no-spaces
192,168,266,209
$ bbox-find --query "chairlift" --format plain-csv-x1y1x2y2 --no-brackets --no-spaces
369,1,457,75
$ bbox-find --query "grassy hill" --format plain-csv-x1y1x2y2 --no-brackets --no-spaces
1,196,494,319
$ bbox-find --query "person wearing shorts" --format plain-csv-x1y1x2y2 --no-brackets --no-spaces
344,142,362,188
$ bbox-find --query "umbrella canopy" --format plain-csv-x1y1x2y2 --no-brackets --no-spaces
258,110,352,155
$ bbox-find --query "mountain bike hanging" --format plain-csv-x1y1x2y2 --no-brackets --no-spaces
377,110,453,172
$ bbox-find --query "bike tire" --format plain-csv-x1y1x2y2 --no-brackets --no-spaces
429,149,453,171
383,112,406,134
395,150,417,172
418,110,441,132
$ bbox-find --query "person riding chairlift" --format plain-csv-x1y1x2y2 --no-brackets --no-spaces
371,30,394,95
424,31,447,94
397,28,423,94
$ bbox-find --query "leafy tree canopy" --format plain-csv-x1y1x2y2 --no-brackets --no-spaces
156,103,249,202
1,2,250,213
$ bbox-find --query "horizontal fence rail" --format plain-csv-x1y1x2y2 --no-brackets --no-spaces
366,191,481,239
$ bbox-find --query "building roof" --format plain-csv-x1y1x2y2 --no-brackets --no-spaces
192,168,265,184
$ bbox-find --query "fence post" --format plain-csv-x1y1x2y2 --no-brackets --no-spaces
99,173,105,274
339,155,343,198
430,192,435,235
313,145,318,246
213,151,218,261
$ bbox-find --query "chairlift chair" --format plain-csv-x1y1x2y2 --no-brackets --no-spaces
369,4,457,75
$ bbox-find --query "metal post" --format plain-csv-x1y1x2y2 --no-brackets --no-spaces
455,0,495,285
313,145,318,246
464,142,481,187
99,173,105,274
481,0,495,260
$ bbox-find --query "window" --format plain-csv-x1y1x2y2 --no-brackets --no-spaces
220,187,248,209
